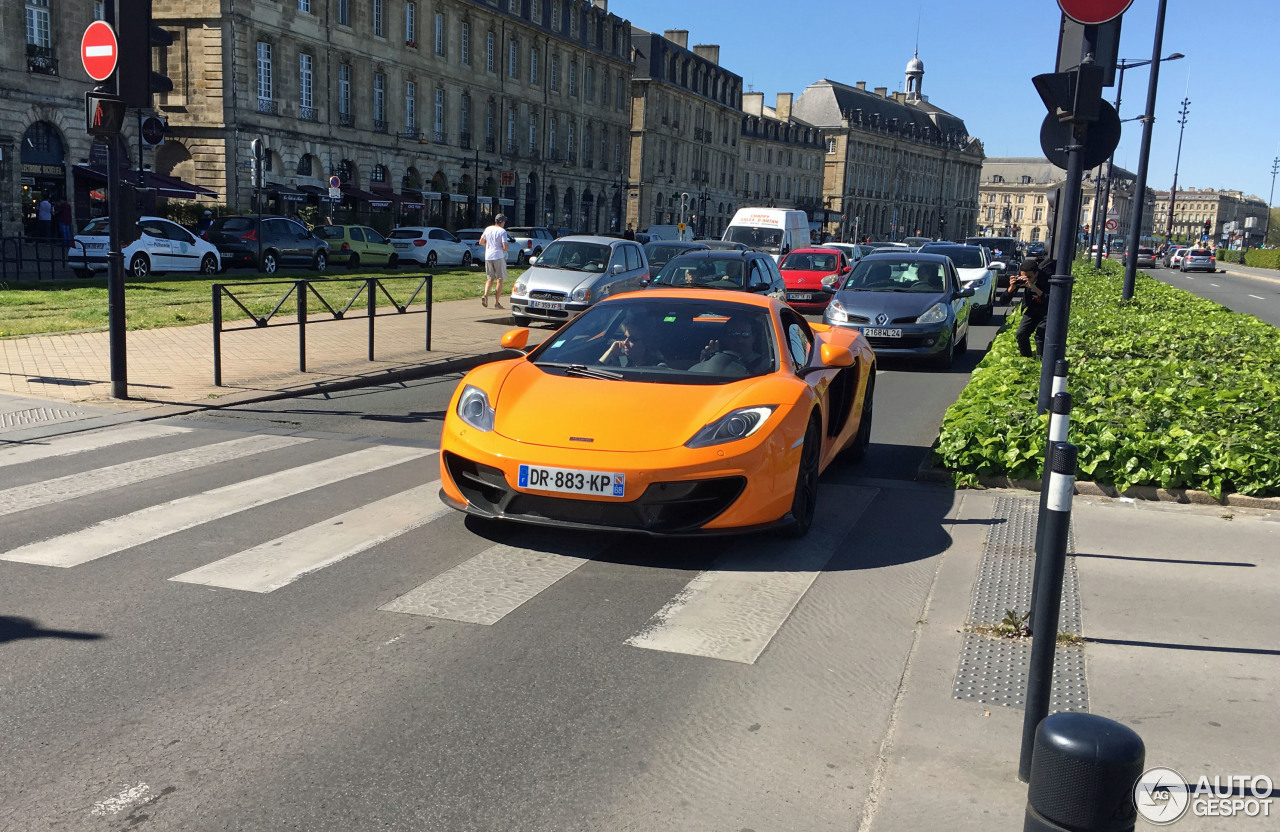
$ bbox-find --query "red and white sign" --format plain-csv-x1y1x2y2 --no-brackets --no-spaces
1057,0,1134,25
81,21,118,82
1105,218,1119,231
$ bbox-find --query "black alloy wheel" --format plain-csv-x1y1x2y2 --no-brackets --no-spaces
782,416,822,539
313,251,328,272
388,253,399,268
426,250,438,267
199,254,219,275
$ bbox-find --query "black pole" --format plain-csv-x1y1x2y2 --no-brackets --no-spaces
1095,63,1128,269
106,132,128,399
1122,0,1169,301
1019,441,1078,782
1037,121,1086,414
1031,388,1072,619
1165,98,1189,240
212,283,222,386
1264,157,1279,245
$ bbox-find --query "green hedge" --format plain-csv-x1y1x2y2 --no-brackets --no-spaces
1215,248,1280,269
1215,249,1241,264
934,260,1280,497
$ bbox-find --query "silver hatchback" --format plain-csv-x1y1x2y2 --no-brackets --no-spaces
1180,248,1216,273
510,236,650,325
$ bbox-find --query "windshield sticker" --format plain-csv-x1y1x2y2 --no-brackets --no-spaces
552,339,565,348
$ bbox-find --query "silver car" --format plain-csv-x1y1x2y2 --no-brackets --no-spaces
1179,248,1216,273
510,236,650,326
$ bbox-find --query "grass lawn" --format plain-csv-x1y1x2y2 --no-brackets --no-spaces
0,265,527,338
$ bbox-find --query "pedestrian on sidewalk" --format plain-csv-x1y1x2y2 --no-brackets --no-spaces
35,196,53,240
1011,258,1052,359
54,200,73,248
479,213,510,309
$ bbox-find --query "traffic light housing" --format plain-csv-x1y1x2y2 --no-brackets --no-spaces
1203,219,1211,237
114,0,173,109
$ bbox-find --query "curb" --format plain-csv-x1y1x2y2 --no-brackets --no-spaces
915,456,1280,511
1219,267,1280,286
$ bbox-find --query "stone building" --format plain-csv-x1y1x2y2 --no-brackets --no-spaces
1150,188,1270,247
737,92,824,225
791,53,983,243
625,28,743,237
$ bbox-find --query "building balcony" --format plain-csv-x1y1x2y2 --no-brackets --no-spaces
528,147,540,161
339,112,355,128
460,132,472,150
27,43,58,76
299,106,318,122
550,150,563,162
486,137,497,153
507,141,519,157
433,130,447,144
374,119,389,134
403,128,420,140
257,98,277,115
567,152,577,166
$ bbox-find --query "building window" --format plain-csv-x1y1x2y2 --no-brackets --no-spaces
374,72,387,131
530,46,539,85
405,3,415,45
297,154,312,176
372,0,384,37
616,77,624,109
569,6,578,38
460,93,471,143
405,81,416,134
550,55,559,91
299,53,314,119
434,11,444,55
486,99,495,145
614,137,621,169
508,40,518,79
256,42,272,105
532,0,541,23
826,138,836,154
507,0,517,11
568,61,577,96
549,117,557,154
584,65,594,102
551,2,560,30
434,88,445,141
297,0,310,12
567,120,576,162
506,106,516,153
486,31,495,73
337,0,349,25
528,111,538,151
584,125,592,166
93,0,104,20
460,21,470,65
338,64,351,120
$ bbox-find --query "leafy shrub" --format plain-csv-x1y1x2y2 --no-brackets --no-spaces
1245,249,1280,270
935,260,1280,497
1215,249,1241,264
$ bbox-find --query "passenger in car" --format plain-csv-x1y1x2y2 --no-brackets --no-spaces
598,315,667,368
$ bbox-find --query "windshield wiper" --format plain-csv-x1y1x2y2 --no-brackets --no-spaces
540,362,624,380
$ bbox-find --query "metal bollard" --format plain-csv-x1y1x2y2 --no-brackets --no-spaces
1024,712,1145,832
1031,391,1073,619
1020,442,1077,782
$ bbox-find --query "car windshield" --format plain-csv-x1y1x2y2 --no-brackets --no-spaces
389,229,424,240
781,252,839,271
530,298,776,384
457,231,482,242
534,240,611,271
922,246,985,269
216,218,254,232
645,244,696,267
843,258,949,293
724,226,784,253
315,226,345,239
81,218,110,235
652,255,749,289
1189,249,1211,256
508,228,537,236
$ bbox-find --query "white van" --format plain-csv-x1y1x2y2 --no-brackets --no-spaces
642,224,694,242
722,208,811,262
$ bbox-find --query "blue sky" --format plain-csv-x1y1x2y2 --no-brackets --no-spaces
624,0,1280,203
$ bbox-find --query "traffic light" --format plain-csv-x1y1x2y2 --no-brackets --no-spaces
1203,219,1211,238
114,0,173,109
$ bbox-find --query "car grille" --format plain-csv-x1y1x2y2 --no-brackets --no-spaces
865,335,932,349
845,314,871,324
529,290,568,301
444,452,746,534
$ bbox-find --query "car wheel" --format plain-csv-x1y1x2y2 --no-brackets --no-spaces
129,253,151,277
781,416,821,539
933,331,956,370
956,329,969,356
73,268,93,279
347,252,360,270
462,251,473,268
199,254,219,275
517,250,529,266
426,250,438,267
261,251,279,274
388,253,399,268
512,313,531,327
843,373,874,463
313,251,328,272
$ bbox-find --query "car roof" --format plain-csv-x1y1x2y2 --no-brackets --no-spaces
551,235,630,245
859,252,953,264
613,286,776,309
660,249,761,261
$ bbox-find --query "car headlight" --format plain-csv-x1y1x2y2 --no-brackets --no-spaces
821,274,838,287
513,282,527,296
917,302,948,325
826,298,848,322
456,384,495,432
685,406,776,449
571,286,592,302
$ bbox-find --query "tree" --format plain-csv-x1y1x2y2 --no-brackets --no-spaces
1269,207,1280,247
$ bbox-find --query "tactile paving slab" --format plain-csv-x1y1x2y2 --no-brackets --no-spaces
0,406,90,431
954,495,1089,712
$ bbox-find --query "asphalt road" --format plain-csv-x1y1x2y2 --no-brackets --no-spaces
0,309,1006,831
1146,262,1280,327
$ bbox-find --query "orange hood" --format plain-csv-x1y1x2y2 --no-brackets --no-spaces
492,361,765,452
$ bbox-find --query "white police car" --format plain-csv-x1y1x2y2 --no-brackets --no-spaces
69,215,221,278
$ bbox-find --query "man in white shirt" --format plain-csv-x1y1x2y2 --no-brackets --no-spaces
479,214,510,309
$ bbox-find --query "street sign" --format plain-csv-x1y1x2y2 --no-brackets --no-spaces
1105,218,1119,231
1057,0,1134,25
81,21,119,82
86,91,126,136
1040,100,1121,170
140,115,166,146
677,223,686,232
328,187,342,200
329,175,341,189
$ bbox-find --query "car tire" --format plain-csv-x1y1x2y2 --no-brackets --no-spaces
129,253,151,277
313,251,328,272
462,251,473,268
933,332,956,370
199,254,219,275
261,251,279,274
426,250,438,267
388,253,399,268
956,329,969,356
781,416,821,539
843,373,874,464
73,268,93,279
512,313,531,327
517,250,529,266
347,253,360,270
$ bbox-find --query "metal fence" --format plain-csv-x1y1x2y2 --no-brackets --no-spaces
0,237,88,281
212,275,434,385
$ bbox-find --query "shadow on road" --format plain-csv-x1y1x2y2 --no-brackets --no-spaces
0,615,105,645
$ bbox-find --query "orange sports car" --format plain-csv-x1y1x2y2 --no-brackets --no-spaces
439,288,876,536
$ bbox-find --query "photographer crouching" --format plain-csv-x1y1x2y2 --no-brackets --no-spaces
1010,258,1053,359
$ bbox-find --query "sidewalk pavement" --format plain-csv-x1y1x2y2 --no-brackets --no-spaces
0,296,550,416
1217,262,1280,285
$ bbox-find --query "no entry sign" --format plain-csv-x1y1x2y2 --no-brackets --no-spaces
81,20,118,82
1058,0,1134,25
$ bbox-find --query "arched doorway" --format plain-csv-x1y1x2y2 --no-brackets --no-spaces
543,185,556,227
430,170,449,228
21,121,67,238
561,188,575,231
579,190,593,233
610,189,623,232
524,173,538,227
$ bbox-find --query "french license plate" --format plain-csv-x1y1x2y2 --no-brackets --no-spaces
788,292,813,301
530,299,564,310
864,328,902,338
87,243,107,250
392,241,411,248
518,464,625,497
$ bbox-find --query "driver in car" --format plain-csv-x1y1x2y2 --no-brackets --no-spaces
598,315,666,368
690,316,762,376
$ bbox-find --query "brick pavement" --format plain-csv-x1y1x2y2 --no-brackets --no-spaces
0,297,550,411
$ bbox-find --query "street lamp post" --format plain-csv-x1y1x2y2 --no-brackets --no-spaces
1165,95,1191,241
1265,156,1280,246
461,146,492,227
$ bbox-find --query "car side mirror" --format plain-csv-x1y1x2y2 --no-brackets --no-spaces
821,283,837,294
989,262,1005,271
527,256,538,265
500,328,530,351
612,264,625,274
819,343,855,368
956,287,975,298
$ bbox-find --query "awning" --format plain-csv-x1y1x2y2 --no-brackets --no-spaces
399,189,424,209
340,183,392,208
498,198,515,206
267,184,308,203
477,196,494,204
450,193,470,203
421,191,442,200
73,165,217,199
299,184,341,203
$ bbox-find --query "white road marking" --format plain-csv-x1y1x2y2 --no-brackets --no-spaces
0,423,191,470
626,485,877,664
90,783,150,816
0,434,307,517
1249,294,1265,300
170,482,449,592
1210,283,1220,287
1,445,434,568
1183,275,1193,279
380,536,605,624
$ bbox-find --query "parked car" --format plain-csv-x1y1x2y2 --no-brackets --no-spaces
648,250,787,302
206,215,329,273
823,242,877,265
918,244,996,323
1167,247,1189,269
314,224,398,269
1180,248,1216,273
822,252,975,369
509,236,650,326
507,226,557,264
965,236,1021,288
643,240,709,278
456,227,522,266
778,248,851,314
1121,246,1157,268
388,226,472,267
70,215,222,278
640,224,694,242
1026,242,1047,258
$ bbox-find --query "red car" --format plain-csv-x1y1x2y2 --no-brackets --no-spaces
779,248,850,314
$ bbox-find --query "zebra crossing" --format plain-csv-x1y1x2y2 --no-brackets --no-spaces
0,421,877,665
